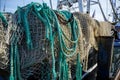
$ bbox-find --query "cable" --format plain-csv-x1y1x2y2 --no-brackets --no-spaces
98,0,108,21
3,0,6,12
109,0,120,21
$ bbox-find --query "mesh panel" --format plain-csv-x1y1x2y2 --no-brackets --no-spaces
73,12,92,71
14,12,92,80
0,6,113,80
16,10,52,79
0,18,8,69
21,62,51,80
73,12,90,43
0,13,12,69
55,12,92,71
13,10,98,79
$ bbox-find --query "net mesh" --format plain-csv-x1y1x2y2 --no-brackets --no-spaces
0,13,113,80
13,9,100,79
0,3,114,80
13,8,83,79
15,10,52,79
73,12,96,70
0,13,12,69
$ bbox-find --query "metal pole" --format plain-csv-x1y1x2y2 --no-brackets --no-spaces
82,63,97,79
87,0,90,14
98,0,107,21
112,0,116,9
109,0,120,21
3,0,6,12
112,0,116,22
78,0,83,12
50,0,53,9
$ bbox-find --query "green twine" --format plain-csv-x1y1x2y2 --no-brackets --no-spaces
62,56,69,80
76,53,82,80
0,12,8,28
10,44,14,80
14,45,17,80
59,51,69,80
16,45,22,80
12,2,82,80
32,3,57,79
51,10,80,57
10,28,22,80
17,5,33,49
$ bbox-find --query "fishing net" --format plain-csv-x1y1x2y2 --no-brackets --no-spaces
0,12,12,69
73,12,91,43
98,21,113,37
10,3,102,79
17,10,52,79
0,2,113,80
10,3,82,80
73,12,114,71
73,12,98,70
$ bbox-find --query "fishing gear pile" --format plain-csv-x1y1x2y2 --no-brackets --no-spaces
9,2,82,80
0,12,10,69
0,2,113,80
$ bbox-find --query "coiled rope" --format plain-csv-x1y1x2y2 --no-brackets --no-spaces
10,2,82,80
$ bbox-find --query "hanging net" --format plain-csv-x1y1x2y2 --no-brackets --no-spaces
16,8,52,79
0,3,113,80
0,2,114,80
0,12,12,69
9,2,82,80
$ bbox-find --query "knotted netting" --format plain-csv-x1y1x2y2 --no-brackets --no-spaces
9,2,82,80
0,2,114,80
9,2,109,80
15,7,52,79
0,12,12,69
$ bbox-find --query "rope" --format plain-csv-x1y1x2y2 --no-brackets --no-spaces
17,4,33,50
0,12,8,28
53,10,80,57
10,44,14,80
10,28,22,80
10,2,82,80
76,53,82,80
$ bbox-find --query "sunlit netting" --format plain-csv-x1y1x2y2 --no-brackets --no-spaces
0,12,12,69
73,12,90,43
9,2,114,80
0,2,114,80
98,21,113,36
55,11,97,72
17,10,52,79
73,12,95,71
10,2,107,79
10,2,82,80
